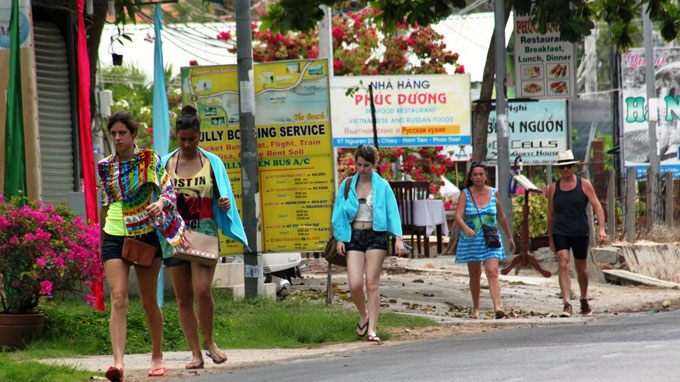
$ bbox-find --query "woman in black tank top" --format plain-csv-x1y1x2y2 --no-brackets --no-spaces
548,150,607,318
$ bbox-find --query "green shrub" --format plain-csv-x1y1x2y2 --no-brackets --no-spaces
512,192,548,238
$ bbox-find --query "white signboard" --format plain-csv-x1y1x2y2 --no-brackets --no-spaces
330,74,471,148
487,101,568,164
513,6,575,99
621,48,680,178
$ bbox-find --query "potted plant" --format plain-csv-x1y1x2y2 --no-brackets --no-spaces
512,189,550,251
0,194,104,349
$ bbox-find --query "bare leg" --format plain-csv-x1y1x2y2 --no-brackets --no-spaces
346,250,368,331
467,262,482,318
135,258,164,370
167,263,203,367
104,259,130,370
556,250,572,305
574,258,589,299
364,249,386,336
484,258,502,312
192,262,225,362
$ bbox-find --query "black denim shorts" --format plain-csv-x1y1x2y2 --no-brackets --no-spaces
163,256,188,268
345,228,388,252
101,231,162,263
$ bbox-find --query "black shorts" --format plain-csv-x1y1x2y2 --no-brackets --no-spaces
101,231,162,263
163,256,189,268
345,229,388,252
552,234,589,260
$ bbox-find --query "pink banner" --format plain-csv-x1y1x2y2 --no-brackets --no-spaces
77,0,105,311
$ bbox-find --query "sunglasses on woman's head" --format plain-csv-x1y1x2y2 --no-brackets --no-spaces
470,161,486,169
358,144,373,153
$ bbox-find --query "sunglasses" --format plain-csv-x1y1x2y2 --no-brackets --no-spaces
358,144,374,153
557,164,574,169
470,161,486,169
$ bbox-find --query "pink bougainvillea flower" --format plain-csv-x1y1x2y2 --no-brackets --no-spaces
40,280,53,296
332,26,344,39
455,65,465,74
333,59,344,72
216,31,232,41
85,294,97,307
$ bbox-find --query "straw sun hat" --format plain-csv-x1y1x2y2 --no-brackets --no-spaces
555,149,579,166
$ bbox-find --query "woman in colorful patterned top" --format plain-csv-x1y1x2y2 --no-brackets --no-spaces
98,111,186,381
454,162,515,319
160,106,248,369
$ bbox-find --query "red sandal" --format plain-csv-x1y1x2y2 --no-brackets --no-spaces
105,366,123,381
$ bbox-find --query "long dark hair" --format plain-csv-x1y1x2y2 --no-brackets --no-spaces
464,162,489,189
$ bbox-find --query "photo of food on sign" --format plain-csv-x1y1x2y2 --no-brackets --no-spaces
549,64,567,78
522,65,541,79
524,82,542,94
549,81,567,94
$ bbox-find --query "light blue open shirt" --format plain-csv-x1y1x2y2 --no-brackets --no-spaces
331,172,403,243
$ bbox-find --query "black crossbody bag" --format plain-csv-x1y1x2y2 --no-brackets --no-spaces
468,190,501,249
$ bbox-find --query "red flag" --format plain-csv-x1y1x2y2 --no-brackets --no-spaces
77,0,105,311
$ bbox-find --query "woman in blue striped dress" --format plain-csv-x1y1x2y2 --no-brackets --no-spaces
454,162,515,319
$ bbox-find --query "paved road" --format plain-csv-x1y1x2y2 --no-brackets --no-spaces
185,310,680,381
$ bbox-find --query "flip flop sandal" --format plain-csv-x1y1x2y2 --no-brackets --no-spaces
185,359,205,370
148,367,167,377
356,319,369,337
105,366,123,381
367,335,383,345
205,350,228,364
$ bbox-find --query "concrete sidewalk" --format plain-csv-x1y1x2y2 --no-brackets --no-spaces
40,342,370,380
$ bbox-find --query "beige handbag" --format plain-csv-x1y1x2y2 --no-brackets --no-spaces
173,230,219,265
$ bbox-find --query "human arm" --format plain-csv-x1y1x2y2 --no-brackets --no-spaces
331,178,351,245
217,197,231,211
547,182,556,253
495,191,516,253
336,240,346,256
394,235,405,256
582,178,607,243
100,205,108,249
145,199,166,218
454,191,475,237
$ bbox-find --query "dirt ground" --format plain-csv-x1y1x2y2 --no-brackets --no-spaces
294,251,680,325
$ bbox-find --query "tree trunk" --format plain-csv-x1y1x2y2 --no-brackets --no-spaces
472,2,513,163
448,3,513,255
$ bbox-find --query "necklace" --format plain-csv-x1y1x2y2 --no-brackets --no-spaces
175,148,203,176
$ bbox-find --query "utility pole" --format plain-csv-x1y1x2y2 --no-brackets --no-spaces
494,0,512,242
318,4,335,306
642,4,660,226
236,0,262,297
